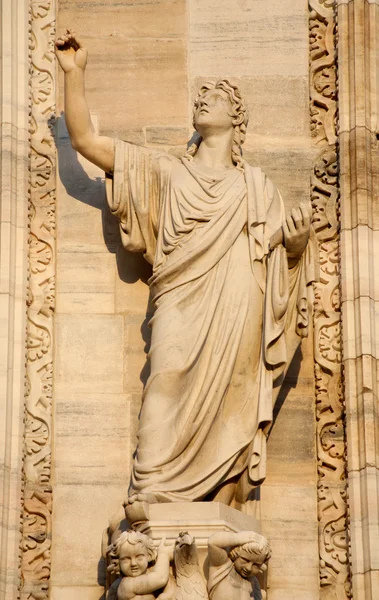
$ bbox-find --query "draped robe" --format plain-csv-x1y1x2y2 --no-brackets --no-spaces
106,140,316,503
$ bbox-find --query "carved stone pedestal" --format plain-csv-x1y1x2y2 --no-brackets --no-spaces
105,502,267,599
134,501,261,570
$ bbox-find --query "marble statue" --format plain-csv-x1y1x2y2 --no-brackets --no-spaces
107,531,172,600
207,531,271,600
55,30,316,510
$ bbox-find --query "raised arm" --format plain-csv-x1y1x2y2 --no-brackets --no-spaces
208,530,265,568
209,530,263,550
55,29,114,173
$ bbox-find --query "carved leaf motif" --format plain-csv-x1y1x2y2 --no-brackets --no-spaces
40,362,53,407
39,278,55,318
319,0,335,8
320,420,345,459
310,1,350,596
30,152,53,188
314,66,337,99
23,0,56,597
27,321,50,362
30,1,52,19
319,322,341,364
25,413,49,455
310,17,328,60
29,235,52,274
31,71,53,105
315,150,338,185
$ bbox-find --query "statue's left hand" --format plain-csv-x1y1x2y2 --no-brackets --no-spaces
283,202,311,264
158,538,174,561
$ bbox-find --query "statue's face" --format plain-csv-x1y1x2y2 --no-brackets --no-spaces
194,89,234,135
234,549,263,579
119,541,149,577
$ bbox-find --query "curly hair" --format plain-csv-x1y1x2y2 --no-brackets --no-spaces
184,79,249,171
107,530,157,576
229,534,271,566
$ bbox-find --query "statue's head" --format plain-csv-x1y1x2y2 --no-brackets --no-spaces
107,530,156,578
186,79,249,169
229,534,271,579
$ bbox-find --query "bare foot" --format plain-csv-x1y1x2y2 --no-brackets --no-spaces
124,492,158,505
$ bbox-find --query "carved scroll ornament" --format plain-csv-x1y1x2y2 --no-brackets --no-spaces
309,0,351,597
21,1,56,598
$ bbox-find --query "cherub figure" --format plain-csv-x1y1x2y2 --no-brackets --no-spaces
107,531,172,600
207,531,271,600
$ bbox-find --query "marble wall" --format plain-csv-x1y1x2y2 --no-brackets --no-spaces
0,2,29,599
51,1,318,599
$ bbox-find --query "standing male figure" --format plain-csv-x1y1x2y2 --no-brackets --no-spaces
55,30,315,510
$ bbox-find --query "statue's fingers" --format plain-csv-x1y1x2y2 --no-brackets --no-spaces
286,213,296,235
300,202,311,227
282,218,290,240
68,30,83,45
291,207,302,226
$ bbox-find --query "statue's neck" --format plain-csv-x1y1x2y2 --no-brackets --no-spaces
194,130,235,170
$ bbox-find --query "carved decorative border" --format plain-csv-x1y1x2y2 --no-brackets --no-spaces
21,1,56,598
309,1,351,597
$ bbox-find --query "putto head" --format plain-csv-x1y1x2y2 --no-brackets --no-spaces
185,79,249,170
229,534,271,579
107,530,157,578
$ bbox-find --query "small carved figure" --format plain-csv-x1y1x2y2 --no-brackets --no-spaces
207,531,271,600
107,531,172,600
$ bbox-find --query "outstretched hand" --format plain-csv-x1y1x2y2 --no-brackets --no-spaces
283,202,311,264
158,538,174,561
55,29,88,73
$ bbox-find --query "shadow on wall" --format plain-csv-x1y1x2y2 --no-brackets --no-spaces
53,112,153,387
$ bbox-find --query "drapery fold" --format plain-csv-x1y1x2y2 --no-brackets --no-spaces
106,140,316,502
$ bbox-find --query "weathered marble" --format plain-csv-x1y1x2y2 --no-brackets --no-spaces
0,1,29,599
50,3,319,600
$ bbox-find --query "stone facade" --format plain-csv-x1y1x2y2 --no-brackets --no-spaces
0,1,378,599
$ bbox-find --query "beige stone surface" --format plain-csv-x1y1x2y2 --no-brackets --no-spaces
56,250,116,314
51,2,318,599
58,0,188,141
50,587,104,600
338,0,379,597
53,392,131,486
261,334,319,599
188,0,308,78
55,314,124,394
51,484,126,587
0,1,29,599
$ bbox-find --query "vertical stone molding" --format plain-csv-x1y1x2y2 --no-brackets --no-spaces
0,1,30,599
21,1,56,599
338,0,379,597
309,0,351,597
